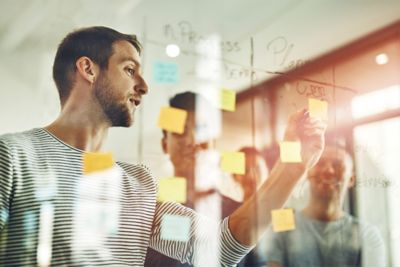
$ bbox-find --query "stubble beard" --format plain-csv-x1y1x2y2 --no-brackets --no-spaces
93,74,133,127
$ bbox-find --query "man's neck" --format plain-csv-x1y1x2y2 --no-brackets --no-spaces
174,166,196,207
45,103,110,152
303,197,344,221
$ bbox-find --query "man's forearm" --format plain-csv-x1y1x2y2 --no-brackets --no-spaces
228,161,306,246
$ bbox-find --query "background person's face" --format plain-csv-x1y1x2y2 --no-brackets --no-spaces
233,153,267,196
162,112,208,173
307,146,354,201
94,40,148,127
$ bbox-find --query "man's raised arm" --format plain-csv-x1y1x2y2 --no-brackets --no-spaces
229,109,326,246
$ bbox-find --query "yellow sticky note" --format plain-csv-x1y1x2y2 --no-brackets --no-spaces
309,98,328,120
158,107,188,134
279,141,302,163
157,177,187,203
271,208,295,232
82,152,114,174
220,152,245,175
220,88,236,112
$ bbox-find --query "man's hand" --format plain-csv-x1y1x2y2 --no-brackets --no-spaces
284,109,326,170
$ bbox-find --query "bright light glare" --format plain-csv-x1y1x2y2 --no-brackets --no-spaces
352,85,400,119
166,44,180,58
375,53,389,65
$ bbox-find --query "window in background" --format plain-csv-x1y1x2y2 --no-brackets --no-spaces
351,85,400,120
353,116,400,267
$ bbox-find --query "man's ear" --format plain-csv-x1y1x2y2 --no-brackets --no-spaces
161,135,168,154
76,56,99,84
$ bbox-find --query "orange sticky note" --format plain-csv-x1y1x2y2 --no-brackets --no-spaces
157,177,187,203
158,107,188,134
271,208,295,232
309,98,328,120
220,88,236,112
220,152,245,175
279,141,302,163
82,152,114,174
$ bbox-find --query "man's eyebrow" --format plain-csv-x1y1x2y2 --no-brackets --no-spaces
120,56,141,67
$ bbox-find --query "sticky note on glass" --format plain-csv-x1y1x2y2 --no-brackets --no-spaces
158,107,188,134
309,98,328,120
153,61,179,84
279,142,302,163
161,214,191,242
83,152,114,174
271,208,295,232
220,152,245,175
157,177,187,203
220,88,236,112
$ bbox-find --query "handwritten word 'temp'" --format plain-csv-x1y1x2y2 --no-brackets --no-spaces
163,21,241,53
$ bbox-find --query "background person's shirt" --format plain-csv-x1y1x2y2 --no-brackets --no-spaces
0,128,251,266
265,210,386,267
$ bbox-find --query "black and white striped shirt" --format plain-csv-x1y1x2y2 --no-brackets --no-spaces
0,128,250,266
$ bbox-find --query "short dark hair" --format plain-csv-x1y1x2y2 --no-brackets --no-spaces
53,26,142,105
161,92,197,137
239,146,264,158
169,91,197,111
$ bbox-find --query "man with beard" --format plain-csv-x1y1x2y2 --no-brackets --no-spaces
265,145,386,267
0,26,326,266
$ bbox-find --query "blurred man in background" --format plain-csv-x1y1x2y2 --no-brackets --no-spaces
265,145,386,267
145,92,218,267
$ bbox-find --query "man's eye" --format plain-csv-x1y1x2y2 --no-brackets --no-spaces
127,68,135,76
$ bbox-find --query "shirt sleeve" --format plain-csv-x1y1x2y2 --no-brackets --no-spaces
149,201,253,266
361,223,387,267
265,227,285,265
0,140,13,231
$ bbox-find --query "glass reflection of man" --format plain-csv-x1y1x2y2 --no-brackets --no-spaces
266,145,386,267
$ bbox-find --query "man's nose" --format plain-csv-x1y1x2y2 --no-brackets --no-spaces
324,163,336,174
183,131,199,150
185,135,196,148
134,75,148,96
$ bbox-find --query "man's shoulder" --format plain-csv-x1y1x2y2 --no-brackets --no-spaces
116,161,151,173
344,214,385,248
116,161,157,189
0,128,39,149
346,214,381,234
344,213,371,229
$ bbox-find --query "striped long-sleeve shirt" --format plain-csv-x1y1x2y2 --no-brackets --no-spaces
0,128,251,266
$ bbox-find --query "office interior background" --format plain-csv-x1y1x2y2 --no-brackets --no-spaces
0,0,400,266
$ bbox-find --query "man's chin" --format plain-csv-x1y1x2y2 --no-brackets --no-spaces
124,118,134,127
111,115,134,127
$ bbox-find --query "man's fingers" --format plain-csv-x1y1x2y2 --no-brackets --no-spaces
303,128,325,137
304,117,327,128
